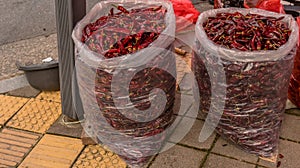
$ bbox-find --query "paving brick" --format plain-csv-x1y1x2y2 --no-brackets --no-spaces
0,128,40,167
2,128,40,139
47,115,83,138
6,99,61,133
197,112,206,120
173,92,194,116
177,73,199,118
19,134,83,168
258,140,300,168
203,154,256,168
176,52,201,119
280,114,300,142
169,118,216,150
72,145,127,168
0,158,18,167
211,137,258,164
81,130,99,145
7,85,40,98
36,91,61,103
0,95,28,125
150,144,206,168
168,117,194,143
0,133,37,144
176,53,192,83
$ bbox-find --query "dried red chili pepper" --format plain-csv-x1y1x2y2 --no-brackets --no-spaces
82,5,166,58
193,40,295,158
152,5,162,11
112,4,129,14
278,153,284,159
76,3,176,167
203,12,291,51
277,161,281,167
193,10,297,160
110,8,114,16
288,17,300,107
289,47,300,106
79,1,176,151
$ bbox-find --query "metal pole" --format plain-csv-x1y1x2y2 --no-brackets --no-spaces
55,0,86,120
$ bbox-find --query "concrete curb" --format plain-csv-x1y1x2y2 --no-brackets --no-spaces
0,75,29,94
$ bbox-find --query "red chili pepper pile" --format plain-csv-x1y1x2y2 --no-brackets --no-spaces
76,2,176,167
288,17,300,107
81,5,166,58
76,48,177,166
77,4,176,166
94,65,176,137
193,11,295,158
80,5,176,136
203,12,291,51
288,48,300,107
93,62,176,165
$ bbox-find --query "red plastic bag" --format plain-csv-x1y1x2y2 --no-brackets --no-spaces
169,0,200,32
288,17,300,107
244,0,285,14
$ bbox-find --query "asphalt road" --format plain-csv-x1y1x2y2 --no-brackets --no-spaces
0,0,100,45
0,0,208,45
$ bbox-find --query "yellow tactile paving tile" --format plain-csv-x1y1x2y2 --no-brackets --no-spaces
19,134,84,168
0,95,29,125
72,145,127,168
6,99,62,133
0,128,41,167
36,91,61,103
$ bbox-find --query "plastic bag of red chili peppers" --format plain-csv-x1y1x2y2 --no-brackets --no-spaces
192,8,298,161
288,17,300,108
72,0,176,167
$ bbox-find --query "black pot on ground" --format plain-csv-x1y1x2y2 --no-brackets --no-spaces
17,61,60,91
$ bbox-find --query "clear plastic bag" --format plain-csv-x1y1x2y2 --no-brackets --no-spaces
72,0,176,167
288,17,300,108
192,8,298,160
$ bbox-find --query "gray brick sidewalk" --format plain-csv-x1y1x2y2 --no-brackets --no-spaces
143,105,300,168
